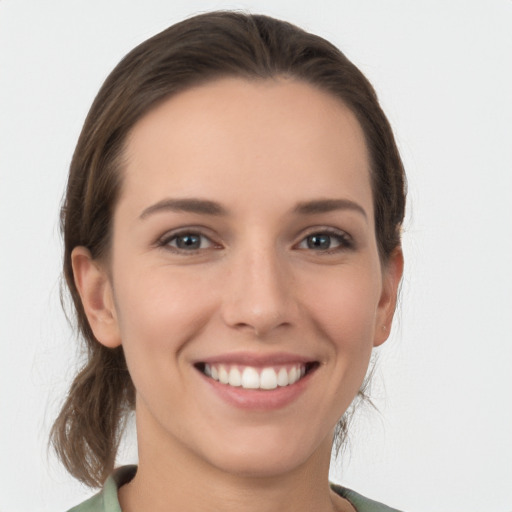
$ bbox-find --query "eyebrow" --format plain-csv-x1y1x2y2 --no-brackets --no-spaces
139,198,228,219
139,197,367,220
293,198,367,219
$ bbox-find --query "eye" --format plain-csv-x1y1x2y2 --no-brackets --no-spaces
296,230,353,252
159,231,217,253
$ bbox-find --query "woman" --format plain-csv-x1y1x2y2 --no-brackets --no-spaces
52,11,405,512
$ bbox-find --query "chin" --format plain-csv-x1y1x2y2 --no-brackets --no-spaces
198,425,333,479
211,449,308,478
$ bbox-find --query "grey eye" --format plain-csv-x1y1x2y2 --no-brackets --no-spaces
306,234,333,250
175,234,203,249
165,232,215,251
297,231,353,252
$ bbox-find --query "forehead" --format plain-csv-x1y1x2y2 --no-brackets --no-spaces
120,77,373,219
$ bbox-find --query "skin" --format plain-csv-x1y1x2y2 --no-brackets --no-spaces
72,77,403,512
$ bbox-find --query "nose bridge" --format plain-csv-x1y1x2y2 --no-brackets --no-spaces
221,234,296,336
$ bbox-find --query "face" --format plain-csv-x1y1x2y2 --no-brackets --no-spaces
74,77,402,479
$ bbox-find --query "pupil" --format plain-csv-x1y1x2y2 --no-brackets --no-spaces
308,234,330,249
177,234,200,249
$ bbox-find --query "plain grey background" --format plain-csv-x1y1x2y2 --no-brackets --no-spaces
1,1,511,511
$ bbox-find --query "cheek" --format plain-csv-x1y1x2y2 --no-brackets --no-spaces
112,267,216,375
116,264,213,326
303,268,381,351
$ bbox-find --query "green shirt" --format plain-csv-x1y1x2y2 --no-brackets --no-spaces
68,465,403,512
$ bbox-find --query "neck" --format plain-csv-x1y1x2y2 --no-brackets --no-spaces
118,407,351,512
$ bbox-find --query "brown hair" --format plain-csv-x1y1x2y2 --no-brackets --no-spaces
51,10,406,488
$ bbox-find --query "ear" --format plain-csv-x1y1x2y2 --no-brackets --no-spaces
373,247,404,347
71,246,121,348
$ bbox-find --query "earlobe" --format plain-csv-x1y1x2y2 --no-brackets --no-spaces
71,246,121,348
373,247,404,347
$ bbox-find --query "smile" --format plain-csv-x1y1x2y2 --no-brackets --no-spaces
196,362,318,390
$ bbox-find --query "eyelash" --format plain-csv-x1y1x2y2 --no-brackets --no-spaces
297,228,354,254
157,228,354,255
157,230,218,253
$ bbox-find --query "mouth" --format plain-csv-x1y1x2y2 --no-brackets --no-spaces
194,361,319,391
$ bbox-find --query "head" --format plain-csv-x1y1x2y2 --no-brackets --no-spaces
52,11,406,487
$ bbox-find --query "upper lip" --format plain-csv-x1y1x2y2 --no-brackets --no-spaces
193,351,317,367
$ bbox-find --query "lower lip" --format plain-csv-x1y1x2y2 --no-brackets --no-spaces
199,370,315,410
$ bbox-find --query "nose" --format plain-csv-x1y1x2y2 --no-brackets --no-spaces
220,242,299,338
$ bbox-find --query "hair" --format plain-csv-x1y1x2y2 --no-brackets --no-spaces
50,10,406,488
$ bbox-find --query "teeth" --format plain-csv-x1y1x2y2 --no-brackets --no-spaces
277,367,289,386
202,363,308,390
241,367,260,389
260,368,278,390
228,367,241,387
218,365,229,384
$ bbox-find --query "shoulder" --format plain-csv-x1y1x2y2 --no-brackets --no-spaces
67,466,137,512
331,483,404,512
67,492,105,512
